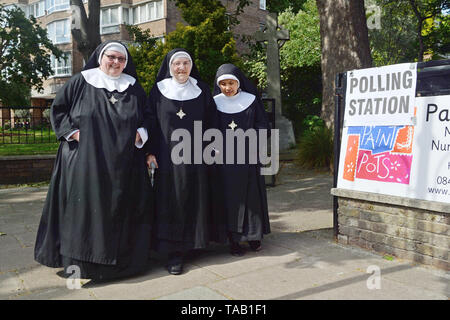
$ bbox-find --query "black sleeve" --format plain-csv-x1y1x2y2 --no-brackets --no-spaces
202,82,219,131
144,86,160,155
50,74,84,141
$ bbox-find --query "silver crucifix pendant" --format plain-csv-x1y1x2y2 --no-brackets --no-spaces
109,95,118,104
228,120,237,130
176,107,186,119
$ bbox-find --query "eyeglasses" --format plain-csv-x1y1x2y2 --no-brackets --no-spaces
104,54,126,64
172,61,191,67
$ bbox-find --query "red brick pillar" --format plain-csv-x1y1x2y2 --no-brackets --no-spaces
31,98,47,127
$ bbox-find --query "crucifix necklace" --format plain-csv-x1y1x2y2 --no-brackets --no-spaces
109,94,118,105
176,101,186,119
228,120,237,130
176,107,186,119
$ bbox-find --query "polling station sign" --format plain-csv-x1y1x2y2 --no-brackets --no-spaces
344,63,417,127
337,94,450,204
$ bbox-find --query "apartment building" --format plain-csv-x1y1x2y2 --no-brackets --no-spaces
1,0,268,105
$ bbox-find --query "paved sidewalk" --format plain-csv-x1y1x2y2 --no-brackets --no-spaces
0,162,448,300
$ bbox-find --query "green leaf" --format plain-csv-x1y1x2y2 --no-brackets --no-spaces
383,255,394,261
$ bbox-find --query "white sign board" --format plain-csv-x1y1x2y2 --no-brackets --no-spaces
344,63,418,127
337,94,450,204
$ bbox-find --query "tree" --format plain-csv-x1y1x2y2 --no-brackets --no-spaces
243,0,322,136
426,10,449,58
125,25,164,93
128,0,244,93
0,5,63,106
369,0,449,66
369,0,419,66
315,0,373,127
406,0,449,61
70,0,101,63
267,0,307,13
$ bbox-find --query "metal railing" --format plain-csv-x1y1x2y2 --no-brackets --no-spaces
0,106,55,144
262,98,276,187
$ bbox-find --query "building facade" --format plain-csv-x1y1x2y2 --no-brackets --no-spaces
1,0,268,105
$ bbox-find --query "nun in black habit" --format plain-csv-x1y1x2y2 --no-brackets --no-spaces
212,63,271,256
145,49,217,275
34,41,153,280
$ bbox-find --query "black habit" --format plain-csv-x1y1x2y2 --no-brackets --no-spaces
212,63,271,243
34,41,153,280
146,48,217,253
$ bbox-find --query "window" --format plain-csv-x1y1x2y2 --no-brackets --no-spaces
28,1,45,18
155,1,163,19
132,1,164,24
47,19,70,44
46,0,70,14
101,7,120,34
259,0,266,10
51,52,72,76
122,7,130,24
2,4,16,11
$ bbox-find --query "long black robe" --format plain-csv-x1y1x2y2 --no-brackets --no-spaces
211,64,271,243
146,48,217,253
34,42,153,280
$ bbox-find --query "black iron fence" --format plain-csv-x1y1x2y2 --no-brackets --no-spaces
0,106,55,144
262,98,276,187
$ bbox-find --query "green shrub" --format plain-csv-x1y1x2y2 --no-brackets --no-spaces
297,125,333,170
302,115,324,132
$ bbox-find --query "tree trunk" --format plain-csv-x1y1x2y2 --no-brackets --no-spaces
316,0,373,128
408,0,425,62
71,0,101,64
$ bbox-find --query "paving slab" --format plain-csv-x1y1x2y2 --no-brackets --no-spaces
0,271,27,299
157,286,228,300
83,263,224,300
189,242,306,279
0,162,448,301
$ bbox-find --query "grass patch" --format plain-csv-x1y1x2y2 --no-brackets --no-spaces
0,132,56,144
0,142,59,156
0,180,50,190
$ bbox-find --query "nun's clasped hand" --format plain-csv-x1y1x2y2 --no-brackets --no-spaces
70,131,80,142
146,154,158,169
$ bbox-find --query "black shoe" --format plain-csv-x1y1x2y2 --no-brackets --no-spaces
167,263,183,275
248,240,262,252
167,252,183,275
230,242,245,256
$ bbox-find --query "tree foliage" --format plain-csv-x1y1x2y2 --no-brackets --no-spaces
127,0,243,93
0,5,62,105
369,1,418,66
242,0,322,136
278,1,321,68
369,0,450,65
266,0,307,13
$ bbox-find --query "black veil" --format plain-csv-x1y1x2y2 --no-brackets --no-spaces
82,40,138,79
156,48,202,82
213,63,259,97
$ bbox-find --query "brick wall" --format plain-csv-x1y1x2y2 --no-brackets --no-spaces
332,189,449,271
0,156,55,185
